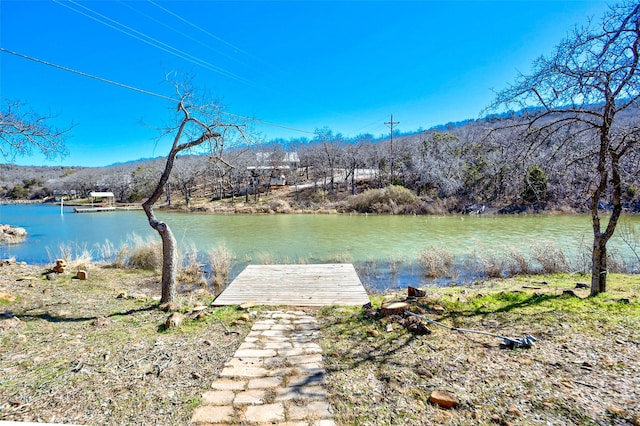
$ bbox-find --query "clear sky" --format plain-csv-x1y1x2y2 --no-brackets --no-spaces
1,0,611,167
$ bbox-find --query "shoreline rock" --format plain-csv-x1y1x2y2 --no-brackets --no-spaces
0,224,27,244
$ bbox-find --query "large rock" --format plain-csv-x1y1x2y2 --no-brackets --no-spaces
0,224,27,244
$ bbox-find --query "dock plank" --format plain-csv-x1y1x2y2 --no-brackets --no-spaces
212,264,370,307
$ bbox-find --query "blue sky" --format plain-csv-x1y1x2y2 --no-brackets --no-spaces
1,0,611,167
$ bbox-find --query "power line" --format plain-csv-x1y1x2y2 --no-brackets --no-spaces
0,47,316,135
52,0,248,83
0,47,177,103
116,0,242,66
147,0,254,60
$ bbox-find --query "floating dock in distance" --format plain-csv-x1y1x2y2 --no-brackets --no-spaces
212,263,370,307
73,206,117,213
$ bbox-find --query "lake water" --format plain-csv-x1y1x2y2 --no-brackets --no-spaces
1,204,638,289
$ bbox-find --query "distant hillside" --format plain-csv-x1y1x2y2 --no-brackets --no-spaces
2,105,639,214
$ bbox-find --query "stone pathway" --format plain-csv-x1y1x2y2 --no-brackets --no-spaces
191,310,335,425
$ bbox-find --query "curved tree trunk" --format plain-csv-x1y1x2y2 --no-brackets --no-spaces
142,206,178,304
141,101,221,304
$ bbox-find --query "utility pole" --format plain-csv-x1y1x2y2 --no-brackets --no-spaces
384,114,399,183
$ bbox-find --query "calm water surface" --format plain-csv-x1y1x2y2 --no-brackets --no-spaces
1,204,638,289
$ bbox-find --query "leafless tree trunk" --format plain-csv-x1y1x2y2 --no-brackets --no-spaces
488,3,640,296
142,86,247,304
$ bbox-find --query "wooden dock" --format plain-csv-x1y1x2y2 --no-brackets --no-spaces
74,206,116,213
212,264,370,307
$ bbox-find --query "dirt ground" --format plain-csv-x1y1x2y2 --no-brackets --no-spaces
0,262,251,425
318,279,640,426
1,261,639,425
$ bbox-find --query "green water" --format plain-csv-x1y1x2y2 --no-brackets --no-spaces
1,205,638,288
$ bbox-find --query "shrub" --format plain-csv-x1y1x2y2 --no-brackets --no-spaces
473,251,509,278
179,244,206,286
530,241,569,273
268,199,291,213
505,247,534,276
96,239,128,268
208,243,234,295
419,246,454,278
126,236,162,271
347,185,418,213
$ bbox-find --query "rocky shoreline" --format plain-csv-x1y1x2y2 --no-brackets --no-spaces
0,224,26,245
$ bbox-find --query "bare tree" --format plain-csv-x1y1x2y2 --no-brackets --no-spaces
0,99,69,161
489,2,640,295
142,83,248,304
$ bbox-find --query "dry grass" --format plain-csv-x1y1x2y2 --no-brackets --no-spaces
208,243,234,295
125,235,163,271
530,240,570,273
418,246,454,278
318,274,640,425
0,262,250,425
346,185,420,214
178,244,206,287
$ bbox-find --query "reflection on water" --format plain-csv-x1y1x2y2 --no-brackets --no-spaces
1,204,638,290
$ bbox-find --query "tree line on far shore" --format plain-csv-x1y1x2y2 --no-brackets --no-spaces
1,105,639,215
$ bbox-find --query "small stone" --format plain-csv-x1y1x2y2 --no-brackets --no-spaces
432,305,446,312
0,291,15,302
238,313,251,322
428,390,458,409
385,323,394,332
507,405,523,417
165,312,185,329
128,293,147,300
46,273,57,281
405,316,431,334
561,380,575,389
194,312,207,320
159,302,179,312
93,317,111,327
116,291,127,299
607,405,625,416
407,286,426,297
367,329,380,337
191,372,203,379
239,301,257,310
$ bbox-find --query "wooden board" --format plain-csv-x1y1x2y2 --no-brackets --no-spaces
212,264,370,307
